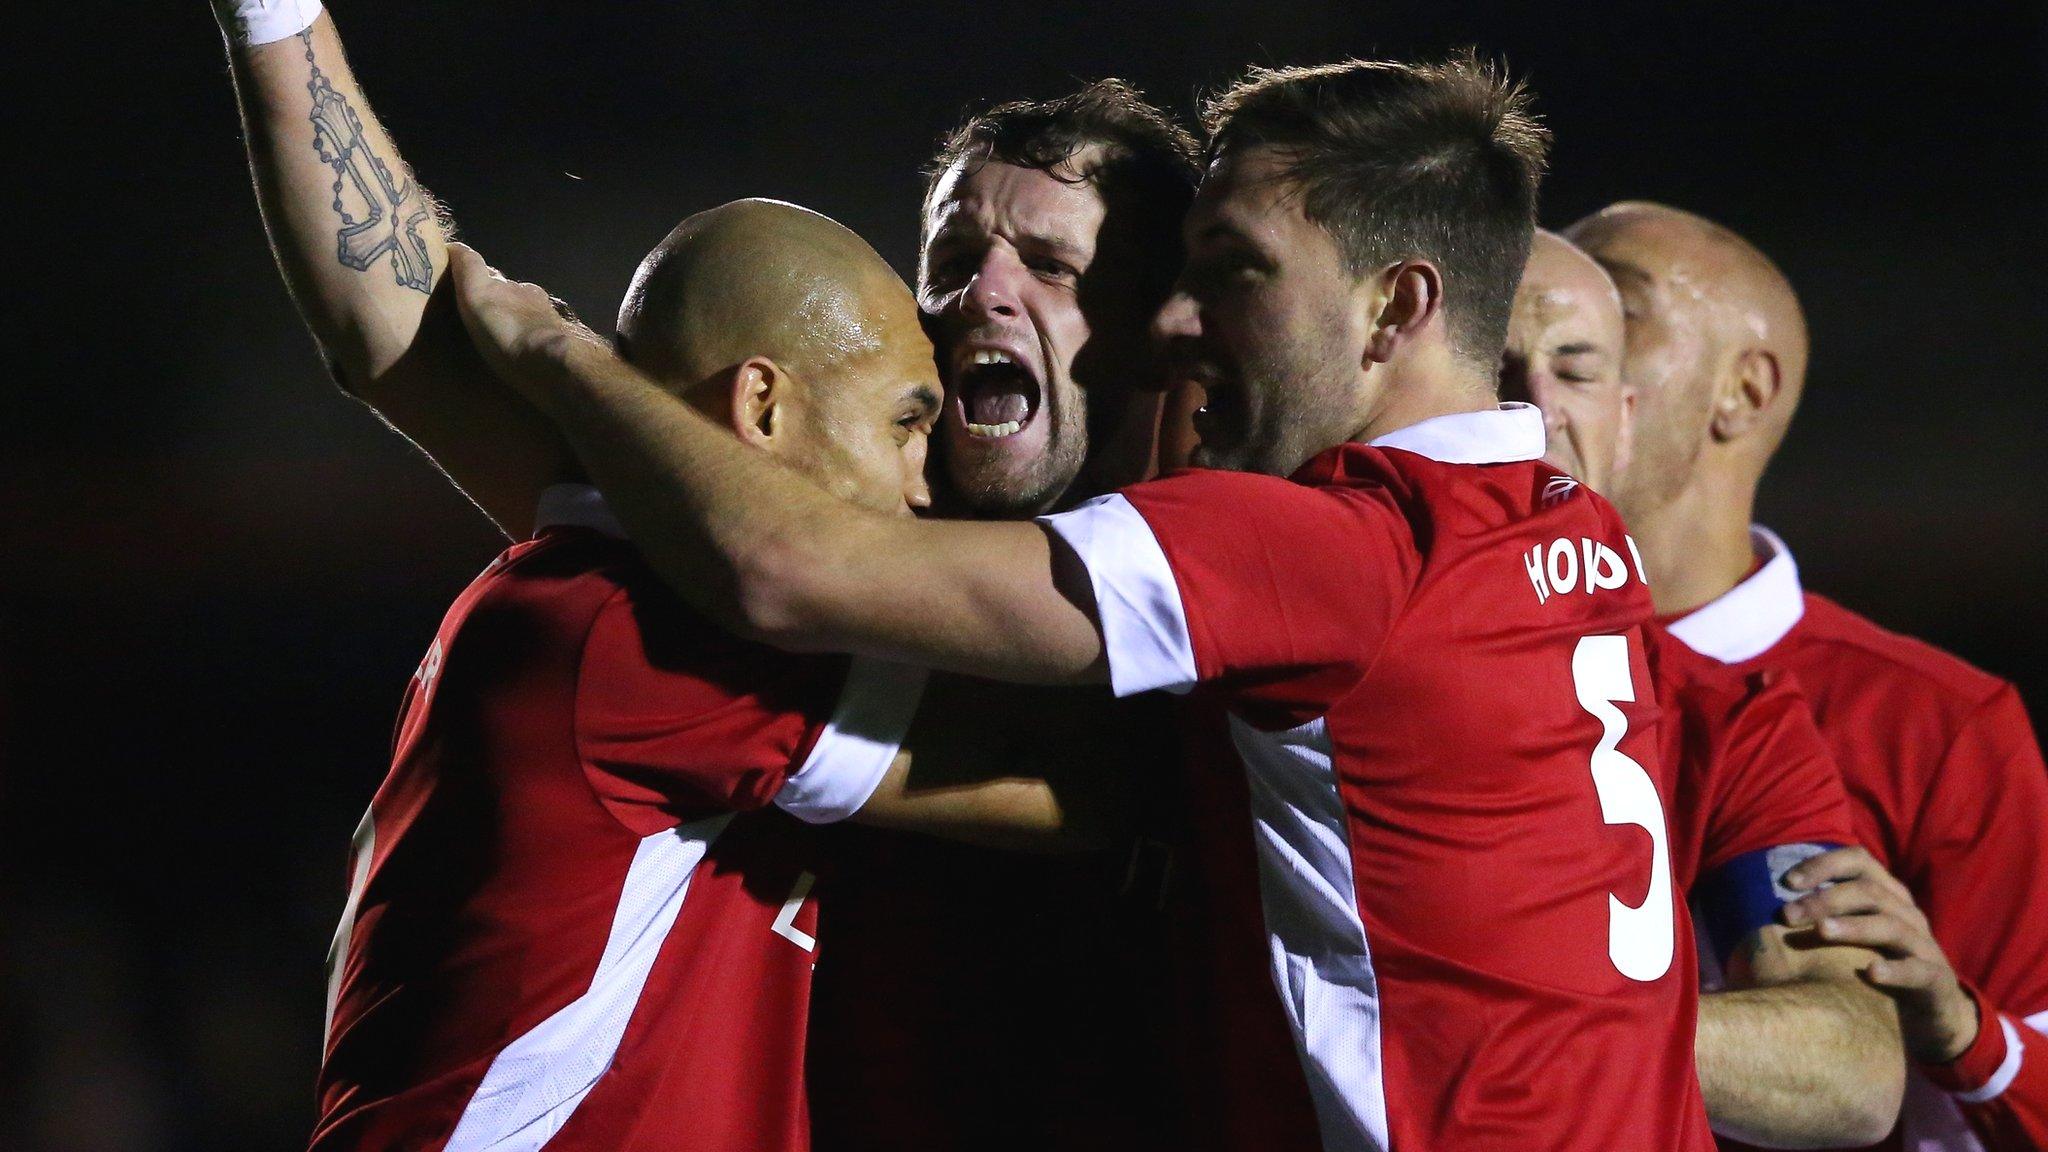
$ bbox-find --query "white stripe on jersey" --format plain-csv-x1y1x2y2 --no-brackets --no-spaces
444,812,733,1152
1231,713,1390,1152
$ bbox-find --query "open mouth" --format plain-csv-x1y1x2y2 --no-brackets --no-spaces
1178,361,1239,448
955,348,1042,440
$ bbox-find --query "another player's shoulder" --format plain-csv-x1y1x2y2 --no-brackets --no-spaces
452,527,650,636
1109,458,1423,562
1137,455,1410,514
1792,593,2012,716
1646,618,1811,749
1372,442,1622,539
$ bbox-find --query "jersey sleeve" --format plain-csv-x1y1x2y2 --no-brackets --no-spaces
1679,666,1857,963
1908,685,2048,1144
1695,669,1857,873
1920,983,2048,1150
574,584,926,829
1037,470,1418,709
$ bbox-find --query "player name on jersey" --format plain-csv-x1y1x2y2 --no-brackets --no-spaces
1522,534,1649,604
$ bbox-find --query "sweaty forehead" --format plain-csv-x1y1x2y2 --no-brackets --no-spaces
1577,217,1716,298
924,153,1108,249
1519,238,1622,337
1187,146,1308,243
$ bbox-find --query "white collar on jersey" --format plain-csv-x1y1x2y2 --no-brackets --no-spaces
1368,402,1547,465
534,483,628,540
1664,525,1806,664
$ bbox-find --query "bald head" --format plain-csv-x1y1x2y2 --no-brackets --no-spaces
617,198,915,389
614,199,942,516
1503,230,1630,491
1563,201,1807,520
1523,229,1624,323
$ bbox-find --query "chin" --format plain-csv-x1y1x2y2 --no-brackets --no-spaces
945,461,1055,518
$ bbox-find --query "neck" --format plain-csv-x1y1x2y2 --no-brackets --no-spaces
1357,357,1496,444
1631,466,1760,616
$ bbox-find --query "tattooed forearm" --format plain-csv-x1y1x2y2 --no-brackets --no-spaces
300,30,433,294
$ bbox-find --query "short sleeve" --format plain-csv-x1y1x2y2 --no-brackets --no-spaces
1681,665,1857,962
1038,470,1418,711
1694,668,1857,875
575,584,925,829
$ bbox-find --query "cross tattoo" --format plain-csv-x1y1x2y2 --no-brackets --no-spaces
301,32,433,294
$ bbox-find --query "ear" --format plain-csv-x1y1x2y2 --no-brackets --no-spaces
726,356,792,449
1363,260,1445,366
1709,347,1782,442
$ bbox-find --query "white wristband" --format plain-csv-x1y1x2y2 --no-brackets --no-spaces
221,0,324,47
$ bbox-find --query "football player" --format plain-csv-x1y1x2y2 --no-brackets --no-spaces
1567,199,2048,1150
1505,229,1906,1145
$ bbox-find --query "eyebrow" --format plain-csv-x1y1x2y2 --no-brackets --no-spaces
1015,233,1094,263
1553,342,1606,357
1195,219,1257,246
906,385,942,415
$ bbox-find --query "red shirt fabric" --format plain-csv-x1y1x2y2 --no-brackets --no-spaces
1042,404,1715,1152
312,486,924,1152
1139,580,1859,1152
1666,527,2048,1152
1647,620,1858,896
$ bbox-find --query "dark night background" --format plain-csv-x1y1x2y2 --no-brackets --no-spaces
5,3,2043,1148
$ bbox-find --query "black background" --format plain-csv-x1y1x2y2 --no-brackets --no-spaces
5,3,2044,1148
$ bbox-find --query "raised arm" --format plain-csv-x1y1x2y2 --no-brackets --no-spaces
216,1,570,536
446,245,1109,684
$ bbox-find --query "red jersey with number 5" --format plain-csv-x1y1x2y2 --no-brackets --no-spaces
1042,405,1714,1152
311,486,924,1152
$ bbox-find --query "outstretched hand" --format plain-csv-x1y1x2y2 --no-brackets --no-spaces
1782,845,1978,1064
445,243,611,407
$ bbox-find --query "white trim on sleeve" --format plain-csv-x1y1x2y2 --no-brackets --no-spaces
773,658,928,824
1038,493,1198,698
1956,1016,2026,1103
221,0,324,45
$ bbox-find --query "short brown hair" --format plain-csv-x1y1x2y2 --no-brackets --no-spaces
1202,55,1550,366
923,80,1200,294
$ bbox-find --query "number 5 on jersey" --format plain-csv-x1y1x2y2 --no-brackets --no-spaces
1574,635,1676,982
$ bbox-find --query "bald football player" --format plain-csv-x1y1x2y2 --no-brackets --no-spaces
311,189,1159,1148
1568,201,2048,1149
1507,230,1905,1146
1500,230,1634,491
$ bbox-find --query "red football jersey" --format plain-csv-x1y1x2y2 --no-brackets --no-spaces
312,486,924,1152
1647,620,1857,903
1042,404,1715,1152
1667,527,2048,1152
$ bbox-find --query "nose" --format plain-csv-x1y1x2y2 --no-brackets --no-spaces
962,250,1025,323
1151,290,1201,345
903,436,934,515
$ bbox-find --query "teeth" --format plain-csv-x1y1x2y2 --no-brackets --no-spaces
969,349,1015,367
966,419,1024,437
